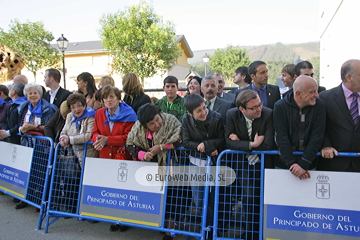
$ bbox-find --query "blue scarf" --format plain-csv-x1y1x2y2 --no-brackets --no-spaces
0,98,5,107
12,96,27,105
28,98,43,121
104,102,137,126
71,106,95,128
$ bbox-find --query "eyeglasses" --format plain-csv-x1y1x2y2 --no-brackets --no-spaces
70,104,84,110
245,102,263,111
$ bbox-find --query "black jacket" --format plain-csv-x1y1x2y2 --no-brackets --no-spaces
273,91,326,170
181,110,225,159
123,93,151,113
44,110,66,144
43,87,72,109
2,103,20,144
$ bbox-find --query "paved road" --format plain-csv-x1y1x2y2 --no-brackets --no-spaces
0,194,190,240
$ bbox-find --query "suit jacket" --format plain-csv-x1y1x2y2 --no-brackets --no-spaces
234,84,280,109
319,84,360,172
220,92,236,103
225,107,274,168
212,97,234,124
43,87,72,109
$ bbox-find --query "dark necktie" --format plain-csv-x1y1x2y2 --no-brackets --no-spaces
350,92,359,124
205,101,211,109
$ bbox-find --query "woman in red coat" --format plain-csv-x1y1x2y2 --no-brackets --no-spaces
91,85,137,232
91,85,137,159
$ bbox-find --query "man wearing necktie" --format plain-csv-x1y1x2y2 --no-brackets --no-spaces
234,61,280,109
319,59,360,172
200,75,234,124
274,75,326,179
225,90,274,240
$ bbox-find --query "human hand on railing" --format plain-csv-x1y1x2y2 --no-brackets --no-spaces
149,145,161,155
0,130,7,139
289,163,307,179
229,133,240,140
93,135,108,151
144,152,154,161
299,171,311,180
20,122,36,133
321,147,338,159
59,136,70,148
250,133,264,148
210,150,218,156
197,142,205,152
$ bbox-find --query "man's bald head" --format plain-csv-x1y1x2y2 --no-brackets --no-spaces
293,75,319,108
13,75,28,85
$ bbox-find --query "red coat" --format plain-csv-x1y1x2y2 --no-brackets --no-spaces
91,107,135,159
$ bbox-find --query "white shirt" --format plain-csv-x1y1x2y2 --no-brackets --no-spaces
49,86,60,104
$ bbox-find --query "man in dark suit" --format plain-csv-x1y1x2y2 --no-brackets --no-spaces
214,73,236,103
235,61,280,109
201,75,234,124
225,90,273,240
228,66,252,94
43,68,71,108
319,59,360,172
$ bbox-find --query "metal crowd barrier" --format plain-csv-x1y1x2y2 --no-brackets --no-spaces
44,144,212,240
0,135,54,230
213,150,265,240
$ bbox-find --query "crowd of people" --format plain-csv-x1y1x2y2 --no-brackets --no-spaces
0,58,359,240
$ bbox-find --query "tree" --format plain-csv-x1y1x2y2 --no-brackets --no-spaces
99,1,181,84
209,46,251,86
0,19,60,80
189,63,214,78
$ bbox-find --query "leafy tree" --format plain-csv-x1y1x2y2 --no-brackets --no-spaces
189,63,214,78
99,1,181,84
0,19,60,80
209,46,251,86
266,60,290,85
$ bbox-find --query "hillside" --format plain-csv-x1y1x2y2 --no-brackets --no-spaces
188,42,320,65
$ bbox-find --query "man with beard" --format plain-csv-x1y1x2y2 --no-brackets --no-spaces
43,68,71,108
201,75,234,124
235,61,280,109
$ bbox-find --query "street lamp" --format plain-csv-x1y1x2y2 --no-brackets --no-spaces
202,53,210,76
57,34,69,89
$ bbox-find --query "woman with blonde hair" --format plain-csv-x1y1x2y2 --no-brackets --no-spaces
122,73,151,113
98,75,115,89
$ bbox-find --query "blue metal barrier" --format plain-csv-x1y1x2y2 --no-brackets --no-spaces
213,149,265,240
44,144,212,240
0,135,54,230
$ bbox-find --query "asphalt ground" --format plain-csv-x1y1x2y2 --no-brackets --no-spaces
0,194,190,240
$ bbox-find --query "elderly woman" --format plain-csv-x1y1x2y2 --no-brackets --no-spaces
122,73,151,113
18,83,58,142
0,83,27,144
91,85,137,231
77,72,100,110
16,83,58,209
126,104,183,240
185,76,203,97
60,94,98,163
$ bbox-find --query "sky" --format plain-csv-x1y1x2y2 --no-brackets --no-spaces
1,0,319,51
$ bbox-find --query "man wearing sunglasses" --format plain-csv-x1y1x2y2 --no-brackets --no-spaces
273,75,326,179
